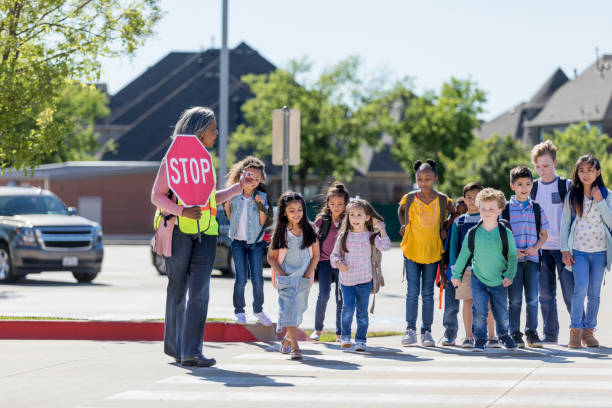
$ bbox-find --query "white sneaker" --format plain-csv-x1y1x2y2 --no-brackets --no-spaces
341,339,353,349
235,313,247,325
254,312,272,327
354,342,366,352
310,331,321,341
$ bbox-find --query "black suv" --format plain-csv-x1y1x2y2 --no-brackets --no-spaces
0,187,104,283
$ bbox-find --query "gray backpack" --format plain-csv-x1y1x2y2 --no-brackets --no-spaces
369,237,385,313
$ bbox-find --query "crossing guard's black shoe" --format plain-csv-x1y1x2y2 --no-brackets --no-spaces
181,355,217,367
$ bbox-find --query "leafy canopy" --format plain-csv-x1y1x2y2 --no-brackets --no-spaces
0,0,162,172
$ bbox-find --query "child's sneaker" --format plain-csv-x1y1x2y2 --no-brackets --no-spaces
309,331,321,341
511,332,525,348
340,338,353,349
499,334,518,349
354,342,367,352
487,337,501,348
461,337,475,348
473,339,487,352
440,337,455,346
254,312,272,327
421,331,435,347
235,313,247,325
401,329,417,347
525,330,543,348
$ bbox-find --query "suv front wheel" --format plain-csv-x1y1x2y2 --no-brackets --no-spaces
0,243,18,283
72,269,99,283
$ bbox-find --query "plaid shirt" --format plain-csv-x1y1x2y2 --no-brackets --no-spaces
330,231,391,286
506,196,549,263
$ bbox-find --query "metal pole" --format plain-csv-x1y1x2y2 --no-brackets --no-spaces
282,106,290,193
219,0,229,181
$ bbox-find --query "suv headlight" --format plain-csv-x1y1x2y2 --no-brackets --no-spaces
93,225,103,245
16,227,38,247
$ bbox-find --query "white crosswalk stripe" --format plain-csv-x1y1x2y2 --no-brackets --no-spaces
106,344,612,407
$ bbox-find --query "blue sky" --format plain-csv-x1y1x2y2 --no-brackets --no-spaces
99,0,612,120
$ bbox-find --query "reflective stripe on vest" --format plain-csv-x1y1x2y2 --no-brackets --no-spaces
176,166,218,235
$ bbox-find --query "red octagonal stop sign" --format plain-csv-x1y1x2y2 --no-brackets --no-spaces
164,135,215,207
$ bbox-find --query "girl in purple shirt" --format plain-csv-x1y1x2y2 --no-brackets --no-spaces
311,183,350,342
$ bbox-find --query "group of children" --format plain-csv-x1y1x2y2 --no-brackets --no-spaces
225,139,610,360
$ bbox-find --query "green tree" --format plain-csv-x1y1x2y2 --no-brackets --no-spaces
441,134,530,197
39,82,111,163
546,122,612,179
229,57,384,191
0,0,162,172
387,77,487,181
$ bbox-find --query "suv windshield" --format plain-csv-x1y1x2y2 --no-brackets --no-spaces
0,195,69,216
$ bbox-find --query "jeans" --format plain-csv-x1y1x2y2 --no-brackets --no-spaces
405,257,438,333
539,249,574,340
163,230,217,360
340,281,372,343
442,283,459,340
314,260,342,334
231,240,264,314
471,273,509,342
508,260,539,334
570,250,606,329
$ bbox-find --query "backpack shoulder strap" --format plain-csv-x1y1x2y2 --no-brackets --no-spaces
404,191,417,225
437,192,449,233
498,223,509,261
533,201,542,236
467,221,482,254
501,203,510,223
318,215,332,243
558,177,568,202
530,180,538,200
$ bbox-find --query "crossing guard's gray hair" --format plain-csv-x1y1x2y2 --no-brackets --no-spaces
172,106,216,138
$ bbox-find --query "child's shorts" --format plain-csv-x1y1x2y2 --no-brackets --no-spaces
455,269,473,300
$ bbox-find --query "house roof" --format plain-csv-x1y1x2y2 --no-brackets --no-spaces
100,42,276,161
475,68,570,140
526,55,612,128
475,103,526,140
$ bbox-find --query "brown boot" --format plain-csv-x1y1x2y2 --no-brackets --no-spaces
569,328,582,348
581,328,599,347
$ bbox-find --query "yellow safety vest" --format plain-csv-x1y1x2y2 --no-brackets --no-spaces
154,168,219,236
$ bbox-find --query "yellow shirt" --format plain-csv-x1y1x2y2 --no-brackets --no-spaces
400,194,449,264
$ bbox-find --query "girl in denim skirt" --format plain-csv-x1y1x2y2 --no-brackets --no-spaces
267,191,319,360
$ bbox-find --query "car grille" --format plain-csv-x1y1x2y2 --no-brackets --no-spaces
37,226,94,250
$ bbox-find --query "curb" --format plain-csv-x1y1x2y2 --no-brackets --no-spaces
0,320,310,342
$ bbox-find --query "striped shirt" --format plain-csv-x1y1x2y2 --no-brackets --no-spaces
505,196,549,263
330,231,391,286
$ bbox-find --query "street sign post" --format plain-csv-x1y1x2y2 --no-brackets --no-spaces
272,107,300,193
164,135,215,238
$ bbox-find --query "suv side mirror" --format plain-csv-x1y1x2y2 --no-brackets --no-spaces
67,207,78,216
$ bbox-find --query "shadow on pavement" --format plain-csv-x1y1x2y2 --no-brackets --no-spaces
182,366,294,388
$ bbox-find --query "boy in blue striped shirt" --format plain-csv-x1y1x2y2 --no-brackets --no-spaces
505,166,549,348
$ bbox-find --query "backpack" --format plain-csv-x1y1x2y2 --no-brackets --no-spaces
403,190,450,240
531,177,569,203
317,214,333,245
501,201,542,238
463,219,512,275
